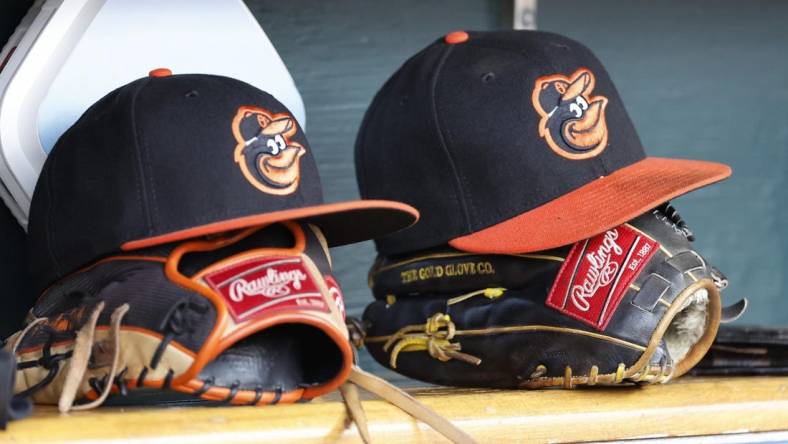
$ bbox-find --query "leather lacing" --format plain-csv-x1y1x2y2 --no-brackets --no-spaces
522,359,673,389
380,309,674,388
11,297,208,411
14,327,75,399
384,313,482,369
82,298,214,403
381,287,506,368
375,287,674,390
340,364,476,444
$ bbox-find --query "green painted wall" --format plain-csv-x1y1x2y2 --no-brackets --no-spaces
248,0,787,382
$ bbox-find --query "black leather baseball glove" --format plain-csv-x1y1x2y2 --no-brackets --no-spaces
4,221,475,443
362,204,746,389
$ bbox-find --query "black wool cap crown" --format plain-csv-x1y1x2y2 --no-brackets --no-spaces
355,31,645,254
29,73,416,291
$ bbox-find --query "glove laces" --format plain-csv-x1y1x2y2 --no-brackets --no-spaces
382,313,482,369
339,365,476,444
342,317,477,443
378,286,505,368
7,302,130,413
58,302,129,412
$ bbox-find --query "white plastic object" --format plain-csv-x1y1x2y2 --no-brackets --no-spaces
0,0,305,228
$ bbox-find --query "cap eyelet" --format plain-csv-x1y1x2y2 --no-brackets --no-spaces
444,31,469,44
185,90,199,98
149,68,172,77
481,72,495,83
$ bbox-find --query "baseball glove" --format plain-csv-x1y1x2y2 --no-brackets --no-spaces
4,221,475,444
362,204,746,389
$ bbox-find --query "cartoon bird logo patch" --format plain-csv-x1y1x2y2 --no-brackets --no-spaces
232,106,305,195
532,68,609,160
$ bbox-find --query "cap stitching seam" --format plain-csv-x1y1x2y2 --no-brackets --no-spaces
431,44,472,231
439,107,479,228
136,107,160,229
129,79,155,235
598,143,612,174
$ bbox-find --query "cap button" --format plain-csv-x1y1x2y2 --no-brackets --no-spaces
149,68,172,78
444,31,469,44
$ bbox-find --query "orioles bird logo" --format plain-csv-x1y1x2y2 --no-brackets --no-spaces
232,106,305,195
532,68,609,160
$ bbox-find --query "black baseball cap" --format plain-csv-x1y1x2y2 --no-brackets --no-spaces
29,70,417,288
355,30,730,255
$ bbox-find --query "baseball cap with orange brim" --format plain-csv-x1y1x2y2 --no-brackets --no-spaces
355,30,729,255
28,70,418,290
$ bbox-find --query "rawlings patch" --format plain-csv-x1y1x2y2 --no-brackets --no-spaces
204,256,328,322
532,68,609,160
546,225,658,330
232,106,306,195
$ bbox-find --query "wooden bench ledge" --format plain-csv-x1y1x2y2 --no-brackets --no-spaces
2,376,787,443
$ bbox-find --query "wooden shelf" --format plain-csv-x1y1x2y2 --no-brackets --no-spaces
2,376,788,443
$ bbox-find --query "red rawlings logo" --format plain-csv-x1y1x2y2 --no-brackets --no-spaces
204,256,329,322
546,225,659,330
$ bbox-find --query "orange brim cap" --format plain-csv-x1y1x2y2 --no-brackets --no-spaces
449,157,731,254
123,199,418,251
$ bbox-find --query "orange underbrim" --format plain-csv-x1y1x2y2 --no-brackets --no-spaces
122,200,418,251
449,157,731,254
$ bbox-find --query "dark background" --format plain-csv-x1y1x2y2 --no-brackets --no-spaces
2,1,786,382
0,0,37,336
